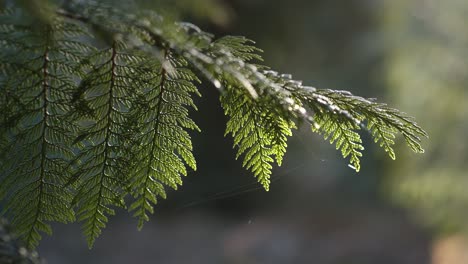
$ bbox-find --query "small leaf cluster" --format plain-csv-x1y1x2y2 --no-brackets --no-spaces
0,0,427,248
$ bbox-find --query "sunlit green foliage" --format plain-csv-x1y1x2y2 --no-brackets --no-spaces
0,0,426,248
128,52,200,230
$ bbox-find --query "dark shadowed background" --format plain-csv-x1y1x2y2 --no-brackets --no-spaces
37,0,468,263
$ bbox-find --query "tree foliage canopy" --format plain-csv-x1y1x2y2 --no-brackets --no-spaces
0,0,427,248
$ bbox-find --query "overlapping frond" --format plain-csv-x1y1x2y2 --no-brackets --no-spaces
221,87,294,190
312,112,364,171
128,52,200,229
71,42,147,247
0,9,92,248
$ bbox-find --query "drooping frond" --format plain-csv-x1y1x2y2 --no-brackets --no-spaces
307,89,427,160
71,42,146,248
128,51,200,229
263,72,427,170
210,36,298,190
312,112,364,171
0,9,92,248
196,35,426,172
221,86,294,190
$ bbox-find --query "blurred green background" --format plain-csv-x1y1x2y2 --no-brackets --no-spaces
37,0,468,263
